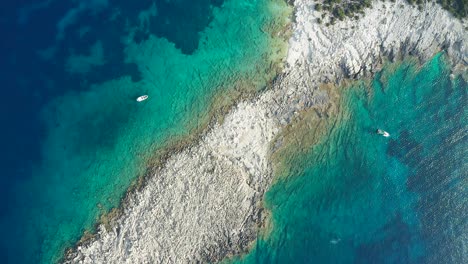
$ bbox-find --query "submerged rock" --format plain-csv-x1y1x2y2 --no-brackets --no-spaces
64,0,466,263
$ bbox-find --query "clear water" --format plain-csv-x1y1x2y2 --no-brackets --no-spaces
234,54,467,263
0,0,290,263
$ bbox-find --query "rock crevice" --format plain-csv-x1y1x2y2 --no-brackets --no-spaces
64,1,466,263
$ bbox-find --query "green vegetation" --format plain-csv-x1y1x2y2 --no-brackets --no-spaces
437,0,467,18
313,0,466,26
313,0,372,25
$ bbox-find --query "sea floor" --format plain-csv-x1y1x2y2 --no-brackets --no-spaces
233,53,467,264
0,0,290,263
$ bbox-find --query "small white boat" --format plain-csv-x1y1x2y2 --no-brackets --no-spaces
377,129,390,137
136,95,148,102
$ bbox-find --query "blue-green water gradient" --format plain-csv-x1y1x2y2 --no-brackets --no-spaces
235,53,467,263
0,0,290,263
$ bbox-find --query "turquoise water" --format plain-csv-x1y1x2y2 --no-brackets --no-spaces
234,53,467,263
0,0,290,263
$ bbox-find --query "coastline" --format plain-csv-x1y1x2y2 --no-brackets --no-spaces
233,52,466,263
61,0,294,263
64,0,466,263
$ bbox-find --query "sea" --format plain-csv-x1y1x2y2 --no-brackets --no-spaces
0,1,466,264
233,53,467,263
0,0,289,263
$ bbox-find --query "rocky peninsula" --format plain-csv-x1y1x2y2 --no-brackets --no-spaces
64,0,466,263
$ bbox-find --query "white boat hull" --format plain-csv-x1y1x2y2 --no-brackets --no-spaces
136,95,148,102
377,129,390,137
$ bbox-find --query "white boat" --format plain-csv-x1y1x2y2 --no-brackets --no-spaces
136,95,148,102
377,129,390,137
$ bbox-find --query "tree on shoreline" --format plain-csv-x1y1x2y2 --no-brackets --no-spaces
313,0,466,26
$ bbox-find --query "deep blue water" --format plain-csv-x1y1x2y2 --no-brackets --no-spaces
2,1,465,264
0,0,223,192
0,0,223,262
234,54,467,264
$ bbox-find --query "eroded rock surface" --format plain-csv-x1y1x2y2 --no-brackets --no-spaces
65,1,466,263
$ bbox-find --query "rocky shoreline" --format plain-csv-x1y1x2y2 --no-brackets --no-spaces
64,0,466,263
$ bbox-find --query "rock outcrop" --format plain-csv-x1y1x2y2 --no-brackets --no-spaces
64,0,466,263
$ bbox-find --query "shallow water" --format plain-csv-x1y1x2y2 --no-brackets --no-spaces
234,54,467,263
0,0,290,263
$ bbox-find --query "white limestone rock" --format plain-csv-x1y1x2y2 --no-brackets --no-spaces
65,1,466,263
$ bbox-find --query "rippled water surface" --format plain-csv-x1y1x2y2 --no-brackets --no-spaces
0,0,289,262
235,54,467,264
